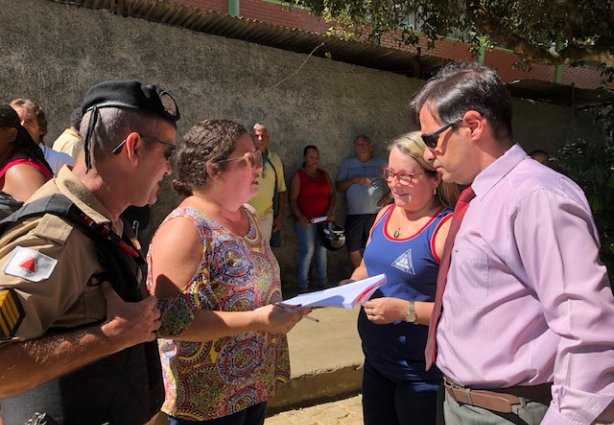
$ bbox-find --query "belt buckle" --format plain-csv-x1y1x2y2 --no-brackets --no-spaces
445,378,468,394
444,379,472,405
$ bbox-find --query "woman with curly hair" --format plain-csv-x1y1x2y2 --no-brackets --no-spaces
147,119,310,425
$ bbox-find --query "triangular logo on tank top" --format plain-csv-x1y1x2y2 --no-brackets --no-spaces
391,249,416,274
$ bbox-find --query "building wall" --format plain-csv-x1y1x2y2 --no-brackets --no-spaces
0,0,604,283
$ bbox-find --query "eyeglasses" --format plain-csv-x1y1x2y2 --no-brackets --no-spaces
383,167,425,185
421,120,461,149
112,133,176,161
218,150,263,170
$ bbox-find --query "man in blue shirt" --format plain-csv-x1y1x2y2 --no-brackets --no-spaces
336,135,389,267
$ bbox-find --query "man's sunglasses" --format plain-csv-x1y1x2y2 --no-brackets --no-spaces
421,120,461,149
112,133,176,161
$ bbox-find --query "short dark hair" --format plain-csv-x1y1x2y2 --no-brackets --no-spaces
529,149,548,157
303,144,318,156
302,145,319,168
69,107,83,131
409,62,513,142
80,107,163,163
353,134,371,144
172,119,248,196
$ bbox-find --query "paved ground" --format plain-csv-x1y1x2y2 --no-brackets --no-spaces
154,395,364,425
266,395,363,425
267,306,364,412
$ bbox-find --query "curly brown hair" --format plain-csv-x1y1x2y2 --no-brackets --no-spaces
172,119,248,196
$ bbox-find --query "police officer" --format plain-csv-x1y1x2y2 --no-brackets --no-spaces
0,80,180,424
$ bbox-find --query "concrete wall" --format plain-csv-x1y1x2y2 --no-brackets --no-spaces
0,0,604,284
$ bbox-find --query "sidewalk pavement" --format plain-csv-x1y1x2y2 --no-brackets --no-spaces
264,306,365,424
265,395,363,425
267,307,364,414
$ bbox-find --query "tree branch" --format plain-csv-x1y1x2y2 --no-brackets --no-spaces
465,0,614,66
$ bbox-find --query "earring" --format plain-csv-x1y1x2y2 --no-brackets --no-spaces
433,188,437,195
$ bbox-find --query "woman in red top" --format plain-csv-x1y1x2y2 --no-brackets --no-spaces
0,105,53,203
289,145,336,292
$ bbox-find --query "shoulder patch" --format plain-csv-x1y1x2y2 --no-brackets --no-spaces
4,246,58,282
0,288,25,339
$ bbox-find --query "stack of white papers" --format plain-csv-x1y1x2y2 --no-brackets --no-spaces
283,274,387,309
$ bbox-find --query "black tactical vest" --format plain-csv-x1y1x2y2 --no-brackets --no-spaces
0,195,164,425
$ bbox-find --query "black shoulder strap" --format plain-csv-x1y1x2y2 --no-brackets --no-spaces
0,194,146,301
263,154,279,216
0,192,23,220
264,154,278,181
0,194,74,234
1,194,142,259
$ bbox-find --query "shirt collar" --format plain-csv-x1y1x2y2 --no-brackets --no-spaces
472,144,527,199
55,167,122,233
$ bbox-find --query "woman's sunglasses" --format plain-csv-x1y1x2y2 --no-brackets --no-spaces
218,150,263,169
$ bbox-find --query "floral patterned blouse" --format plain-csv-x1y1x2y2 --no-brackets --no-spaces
147,205,290,421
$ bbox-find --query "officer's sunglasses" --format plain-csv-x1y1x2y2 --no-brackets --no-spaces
112,133,176,161
421,120,461,149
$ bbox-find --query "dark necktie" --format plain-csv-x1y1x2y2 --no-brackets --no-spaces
425,186,476,370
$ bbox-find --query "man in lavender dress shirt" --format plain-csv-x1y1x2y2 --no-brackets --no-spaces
411,62,614,425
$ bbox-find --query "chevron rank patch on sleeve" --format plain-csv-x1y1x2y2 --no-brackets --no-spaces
0,288,25,339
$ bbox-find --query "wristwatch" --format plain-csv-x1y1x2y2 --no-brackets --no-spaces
404,301,417,324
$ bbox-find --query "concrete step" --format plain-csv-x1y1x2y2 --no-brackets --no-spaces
267,307,364,414
266,395,363,425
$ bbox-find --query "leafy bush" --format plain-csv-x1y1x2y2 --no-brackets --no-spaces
552,104,614,282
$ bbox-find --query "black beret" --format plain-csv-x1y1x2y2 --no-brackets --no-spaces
80,80,180,123
0,104,21,128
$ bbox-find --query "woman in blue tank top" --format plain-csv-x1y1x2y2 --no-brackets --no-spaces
346,132,459,425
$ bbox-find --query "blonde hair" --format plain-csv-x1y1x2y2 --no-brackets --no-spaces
388,131,459,209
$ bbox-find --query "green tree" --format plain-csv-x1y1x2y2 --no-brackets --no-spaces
552,105,614,281
296,0,614,70
296,0,614,279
